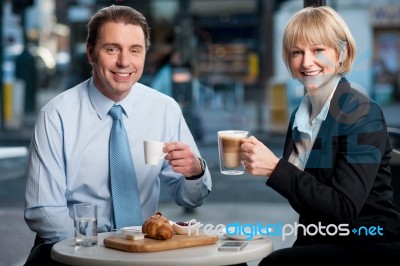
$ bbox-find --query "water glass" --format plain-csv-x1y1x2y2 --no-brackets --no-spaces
73,203,98,247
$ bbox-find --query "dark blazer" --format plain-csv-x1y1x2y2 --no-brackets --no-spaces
267,78,400,244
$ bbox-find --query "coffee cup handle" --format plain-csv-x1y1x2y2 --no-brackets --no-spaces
160,152,168,159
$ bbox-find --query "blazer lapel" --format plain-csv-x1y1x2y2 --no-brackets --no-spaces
287,78,352,169
305,115,336,169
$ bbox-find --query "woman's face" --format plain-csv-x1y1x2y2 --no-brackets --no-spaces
289,40,340,95
87,22,146,102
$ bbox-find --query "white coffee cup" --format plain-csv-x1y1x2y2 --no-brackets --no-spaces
144,140,167,165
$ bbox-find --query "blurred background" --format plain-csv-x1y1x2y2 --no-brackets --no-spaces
2,0,400,136
1,0,400,265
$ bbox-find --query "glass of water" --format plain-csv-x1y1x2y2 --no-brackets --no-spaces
73,203,98,247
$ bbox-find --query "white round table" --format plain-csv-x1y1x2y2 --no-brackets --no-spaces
51,232,274,266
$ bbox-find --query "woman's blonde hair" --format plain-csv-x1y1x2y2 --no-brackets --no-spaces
282,6,356,77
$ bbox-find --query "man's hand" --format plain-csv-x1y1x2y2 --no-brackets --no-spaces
164,142,203,177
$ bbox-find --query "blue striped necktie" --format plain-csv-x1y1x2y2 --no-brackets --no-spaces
109,105,143,228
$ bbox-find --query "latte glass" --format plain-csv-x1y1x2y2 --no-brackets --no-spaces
218,130,248,175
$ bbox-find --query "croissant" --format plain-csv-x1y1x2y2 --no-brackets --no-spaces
142,212,173,240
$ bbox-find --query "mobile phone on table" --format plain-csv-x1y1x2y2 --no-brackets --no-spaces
218,241,248,251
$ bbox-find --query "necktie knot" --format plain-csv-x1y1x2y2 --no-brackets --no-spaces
109,105,122,120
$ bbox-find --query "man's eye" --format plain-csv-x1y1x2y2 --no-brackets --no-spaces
106,47,118,54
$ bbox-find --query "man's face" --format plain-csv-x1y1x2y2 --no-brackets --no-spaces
87,22,146,102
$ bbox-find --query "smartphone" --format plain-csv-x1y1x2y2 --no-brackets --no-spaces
218,241,248,251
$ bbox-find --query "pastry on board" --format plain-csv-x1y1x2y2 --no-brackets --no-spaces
142,212,173,240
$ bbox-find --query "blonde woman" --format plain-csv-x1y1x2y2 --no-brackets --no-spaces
241,6,400,263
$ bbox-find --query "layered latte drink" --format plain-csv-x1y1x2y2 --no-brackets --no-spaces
218,130,248,175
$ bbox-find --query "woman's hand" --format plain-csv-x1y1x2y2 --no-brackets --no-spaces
241,136,280,177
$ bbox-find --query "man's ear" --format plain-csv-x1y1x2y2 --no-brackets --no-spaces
87,44,95,65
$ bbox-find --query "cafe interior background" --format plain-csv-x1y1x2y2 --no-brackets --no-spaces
2,0,400,133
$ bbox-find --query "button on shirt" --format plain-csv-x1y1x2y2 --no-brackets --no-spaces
24,79,211,243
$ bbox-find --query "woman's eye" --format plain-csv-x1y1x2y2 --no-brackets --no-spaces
314,47,325,54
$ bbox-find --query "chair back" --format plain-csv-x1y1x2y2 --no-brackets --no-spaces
388,127,400,212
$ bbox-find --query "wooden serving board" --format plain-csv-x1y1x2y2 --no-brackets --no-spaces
103,233,218,252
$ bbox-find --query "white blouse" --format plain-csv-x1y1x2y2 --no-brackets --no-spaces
288,78,339,170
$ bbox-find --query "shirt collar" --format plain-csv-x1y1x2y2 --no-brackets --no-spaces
292,77,340,132
88,78,136,120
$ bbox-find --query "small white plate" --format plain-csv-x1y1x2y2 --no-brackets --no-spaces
121,221,175,232
121,226,142,232
121,226,146,240
223,227,267,241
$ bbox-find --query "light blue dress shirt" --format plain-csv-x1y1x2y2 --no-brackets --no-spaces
24,79,212,243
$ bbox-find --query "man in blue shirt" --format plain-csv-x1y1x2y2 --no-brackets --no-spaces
24,5,211,265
